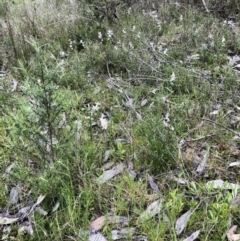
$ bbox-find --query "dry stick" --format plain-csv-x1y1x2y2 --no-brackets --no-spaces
202,118,240,137
185,133,215,142
201,0,209,13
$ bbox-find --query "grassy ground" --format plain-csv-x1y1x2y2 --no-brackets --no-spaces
0,0,240,240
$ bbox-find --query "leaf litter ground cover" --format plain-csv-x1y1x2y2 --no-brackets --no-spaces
0,0,240,240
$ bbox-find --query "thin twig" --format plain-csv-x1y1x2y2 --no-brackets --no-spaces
185,133,215,142
201,0,209,13
202,118,240,137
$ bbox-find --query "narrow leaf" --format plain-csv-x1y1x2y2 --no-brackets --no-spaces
97,163,126,184
18,220,33,235
107,215,130,226
89,232,107,241
89,216,105,231
196,146,210,175
0,216,19,225
228,162,240,168
112,228,136,240
141,99,147,107
9,186,20,205
138,200,162,223
175,210,192,235
183,230,200,241
52,201,60,213
147,174,161,194
206,180,240,190
227,225,240,241
104,150,110,162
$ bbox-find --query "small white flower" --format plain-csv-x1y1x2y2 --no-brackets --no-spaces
132,25,136,32
222,37,225,45
129,42,134,49
136,32,141,39
107,29,113,40
127,7,132,14
79,39,85,47
100,114,108,130
122,28,126,34
170,72,176,82
98,31,102,40
91,102,101,113
59,51,68,58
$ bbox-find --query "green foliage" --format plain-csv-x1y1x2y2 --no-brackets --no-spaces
1,0,240,240
135,117,177,173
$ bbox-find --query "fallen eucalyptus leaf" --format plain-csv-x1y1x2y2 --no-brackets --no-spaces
147,174,161,194
4,163,15,176
175,210,192,235
89,216,105,231
0,216,19,225
89,232,108,241
93,86,101,94
127,161,137,179
124,97,134,107
52,201,60,213
186,54,200,61
206,180,240,190
58,112,66,128
114,139,128,145
229,55,240,66
35,206,48,216
141,99,147,107
78,229,91,237
102,161,115,170
228,162,240,168
209,110,219,116
18,220,33,235
183,230,200,241
230,195,240,209
107,215,130,226
135,236,148,241
170,176,188,185
112,228,136,240
170,72,176,82
196,146,210,175
227,225,240,241
135,111,142,120
11,79,18,92
151,89,159,94
97,163,126,184
104,150,110,162
138,199,162,223
9,186,20,205
100,114,108,130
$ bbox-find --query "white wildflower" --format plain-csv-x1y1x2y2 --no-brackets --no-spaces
98,31,102,40
129,42,134,49
122,28,126,34
91,102,101,113
100,114,108,130
132,25,136,32
222,36,225,46
79,39,85,47
136,32,141,39
107,29,113,40
59,51,68,58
